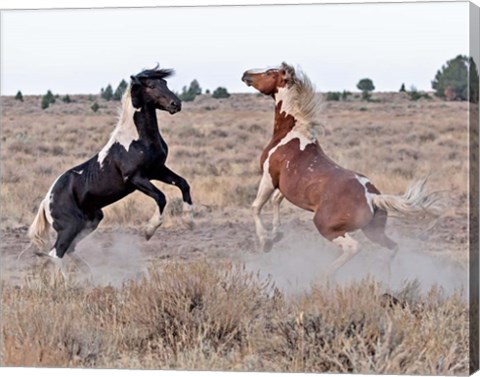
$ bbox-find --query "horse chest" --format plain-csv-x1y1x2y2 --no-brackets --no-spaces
133,137,168,161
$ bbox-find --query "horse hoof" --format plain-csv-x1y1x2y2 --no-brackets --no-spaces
272,231,284,243
144,230,154,241
261,239,273,253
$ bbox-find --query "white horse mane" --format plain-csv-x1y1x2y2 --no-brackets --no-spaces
276,63,323,138
97,85,139,166
117,85,138,126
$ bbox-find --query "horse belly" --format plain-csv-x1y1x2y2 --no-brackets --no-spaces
85,186,134,209
75,170,133,209
277,168,324,212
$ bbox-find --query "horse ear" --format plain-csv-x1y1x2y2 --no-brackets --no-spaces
130,75,143,109
281,62,296,86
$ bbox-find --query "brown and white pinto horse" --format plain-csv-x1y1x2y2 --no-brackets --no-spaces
242,63,441,278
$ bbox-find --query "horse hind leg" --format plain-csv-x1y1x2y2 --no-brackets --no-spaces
313,212,360,282
47,213,89,279
328,233,360,282
362,210,397,250
64,209,103,279
362,209,398,280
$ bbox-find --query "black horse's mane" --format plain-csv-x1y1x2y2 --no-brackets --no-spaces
136,65,174,80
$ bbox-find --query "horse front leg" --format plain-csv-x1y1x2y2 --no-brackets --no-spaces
252,173,275,252
130,174,167,240
154,165,194,229
271,189,284,243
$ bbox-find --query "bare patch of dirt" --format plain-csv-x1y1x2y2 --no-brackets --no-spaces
1,204,468,297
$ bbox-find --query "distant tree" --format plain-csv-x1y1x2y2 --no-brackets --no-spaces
101,84,113,101
62,95,72,103
179,80,202,102
341,90,352,101
15,91,24,101
113,79,128,101
41,97,50,109
432,55,468,101
41,90,56,109
179,85,195,102
212,87,230,99
189,79,202,96
357,78,375,100
205,89,211,95
91,102,100,112
399,83,406,92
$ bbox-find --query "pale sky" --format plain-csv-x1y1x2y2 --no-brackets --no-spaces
0,2,470,95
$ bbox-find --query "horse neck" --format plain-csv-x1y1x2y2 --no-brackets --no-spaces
271,98,296,141
134,105,161,139
271,86,318,143
107,103,163,149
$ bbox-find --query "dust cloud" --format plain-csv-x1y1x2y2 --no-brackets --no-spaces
75,231,147,287
242,220,468,297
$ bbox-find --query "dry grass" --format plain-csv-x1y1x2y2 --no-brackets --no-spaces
0,93,468,229
1,261,468,374
0,92,471,372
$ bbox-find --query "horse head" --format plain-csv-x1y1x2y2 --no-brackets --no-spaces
242,62,296,96
130,66,181,114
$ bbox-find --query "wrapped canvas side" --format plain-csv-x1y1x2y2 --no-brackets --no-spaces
470,2,480,374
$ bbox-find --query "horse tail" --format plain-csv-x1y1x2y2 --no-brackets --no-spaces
371,177,444,220
27,198,51,251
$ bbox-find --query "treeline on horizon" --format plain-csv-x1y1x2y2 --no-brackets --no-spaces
12,54,480,111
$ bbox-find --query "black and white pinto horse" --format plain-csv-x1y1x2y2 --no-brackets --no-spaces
27,67,193,270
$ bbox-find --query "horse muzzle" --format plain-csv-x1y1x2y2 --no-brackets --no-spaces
167,101,182,114
241,72,253,86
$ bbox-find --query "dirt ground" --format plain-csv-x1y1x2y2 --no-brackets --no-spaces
1,202,468,296
0,91,471,295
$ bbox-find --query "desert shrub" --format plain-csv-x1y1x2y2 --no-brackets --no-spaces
432,55,469,101
326,92,340,101
62,95,72,103
325,91,350,101
91,102,100,112
113,79,128,101
212,87,230,99
15,91,23,101
408,86,430,101
1,265,469,374
100,84,113,101
357,78,375,100
41,90,55,109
